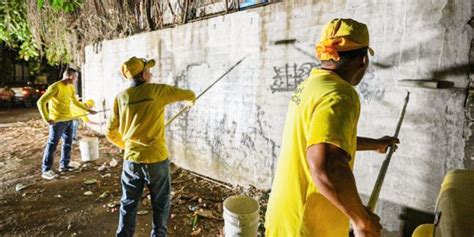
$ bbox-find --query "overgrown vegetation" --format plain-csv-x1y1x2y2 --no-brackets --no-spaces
0,1,39,61
1,0,239,68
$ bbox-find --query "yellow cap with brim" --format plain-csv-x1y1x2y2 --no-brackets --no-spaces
121,56,156,79
316,18,374,61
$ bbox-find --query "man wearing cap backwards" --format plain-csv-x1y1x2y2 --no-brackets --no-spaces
265,19,399,237
106,57,196,237
37,68,97,180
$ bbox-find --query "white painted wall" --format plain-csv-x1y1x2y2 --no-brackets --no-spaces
83,0,472,232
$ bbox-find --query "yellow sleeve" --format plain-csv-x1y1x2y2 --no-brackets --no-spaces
106,97,125,149
36,85,58,122
81,115,90,123
76,102,90,122
70,88,90,112
160,85,196,105
306,95,358,158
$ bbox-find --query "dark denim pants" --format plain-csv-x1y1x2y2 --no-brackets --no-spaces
117,159,171,237
41,121,73,172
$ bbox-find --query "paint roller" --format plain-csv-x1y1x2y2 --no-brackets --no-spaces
270,38,315,59
367,78,453,215
67,57,245,126
397,79,454,89
164,57,246,127
348,92,409,237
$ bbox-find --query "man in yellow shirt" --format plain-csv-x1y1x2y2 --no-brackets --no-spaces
37,68,97,180
265,19,399,237
106,57,195,237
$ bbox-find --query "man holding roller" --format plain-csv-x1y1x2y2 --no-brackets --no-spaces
106,57,195,237
265,19,399,237
37,68,97,180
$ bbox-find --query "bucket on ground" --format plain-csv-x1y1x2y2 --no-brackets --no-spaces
79,137,99,162
223,194,260,237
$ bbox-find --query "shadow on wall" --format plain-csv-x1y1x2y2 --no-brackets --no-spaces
277,35,472,82
276,36,472,104
371,34,473,82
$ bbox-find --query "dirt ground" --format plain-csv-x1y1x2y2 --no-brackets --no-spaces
0,107,268,236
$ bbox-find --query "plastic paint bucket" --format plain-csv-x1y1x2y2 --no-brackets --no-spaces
79,137,99,162
223,195,260,237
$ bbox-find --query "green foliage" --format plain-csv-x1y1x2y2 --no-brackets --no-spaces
0,0,83,69
37,0,83,13
0,0,40,62
45,45,71,66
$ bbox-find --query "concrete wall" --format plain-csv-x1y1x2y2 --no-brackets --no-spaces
82,0,472,232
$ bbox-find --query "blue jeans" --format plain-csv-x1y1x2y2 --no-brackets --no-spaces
117,159,171,237
71,119,80,140
41,121,73,172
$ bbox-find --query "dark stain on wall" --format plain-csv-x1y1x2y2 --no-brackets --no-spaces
255,105,278,177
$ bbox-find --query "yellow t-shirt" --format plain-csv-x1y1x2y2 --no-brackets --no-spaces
37,81,89,122
71,102,90,123
265,68,360,237
106,83,195,164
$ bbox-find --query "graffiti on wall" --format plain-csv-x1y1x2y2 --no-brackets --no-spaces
270,62,319,93
357,66,385,102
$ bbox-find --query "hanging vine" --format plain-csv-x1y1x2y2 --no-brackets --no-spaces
2,0,240,67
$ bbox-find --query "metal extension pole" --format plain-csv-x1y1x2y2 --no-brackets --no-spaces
164,57,245,127
367,91,410,212
67,108,111,121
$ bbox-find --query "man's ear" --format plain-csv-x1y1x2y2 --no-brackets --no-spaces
360,54,369,68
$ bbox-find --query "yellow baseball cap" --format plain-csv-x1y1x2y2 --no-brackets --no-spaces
85,99,95,108
316,18,374,61
121,56,156,79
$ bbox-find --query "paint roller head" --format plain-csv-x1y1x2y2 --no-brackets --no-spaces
397,79,454,89
372,62,392,69
270,39,298,45
268,39,315,59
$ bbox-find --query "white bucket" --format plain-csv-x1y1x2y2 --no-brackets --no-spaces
79,137,99,162
223,195,260,237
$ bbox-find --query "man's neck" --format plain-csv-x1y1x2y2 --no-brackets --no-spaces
320,67,354,84
131,79,147,87
61,79,72,85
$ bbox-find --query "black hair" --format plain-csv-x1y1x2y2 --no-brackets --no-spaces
131,71,145,87
338,47,368,59
132,71,144,81
62,68,78,79
321,47,368,66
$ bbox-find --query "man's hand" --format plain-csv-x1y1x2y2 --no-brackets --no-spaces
375,136,399,154
46,120,55,125
88,109,97,115
352,209,382,237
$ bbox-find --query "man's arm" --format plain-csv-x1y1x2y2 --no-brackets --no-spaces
357,136,399,153
307,143,382,236
37,86,58,124
105,98,125,149
71,92,96,114
161,85,196,105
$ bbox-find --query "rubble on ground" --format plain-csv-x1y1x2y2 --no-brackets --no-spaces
0,118,269,236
